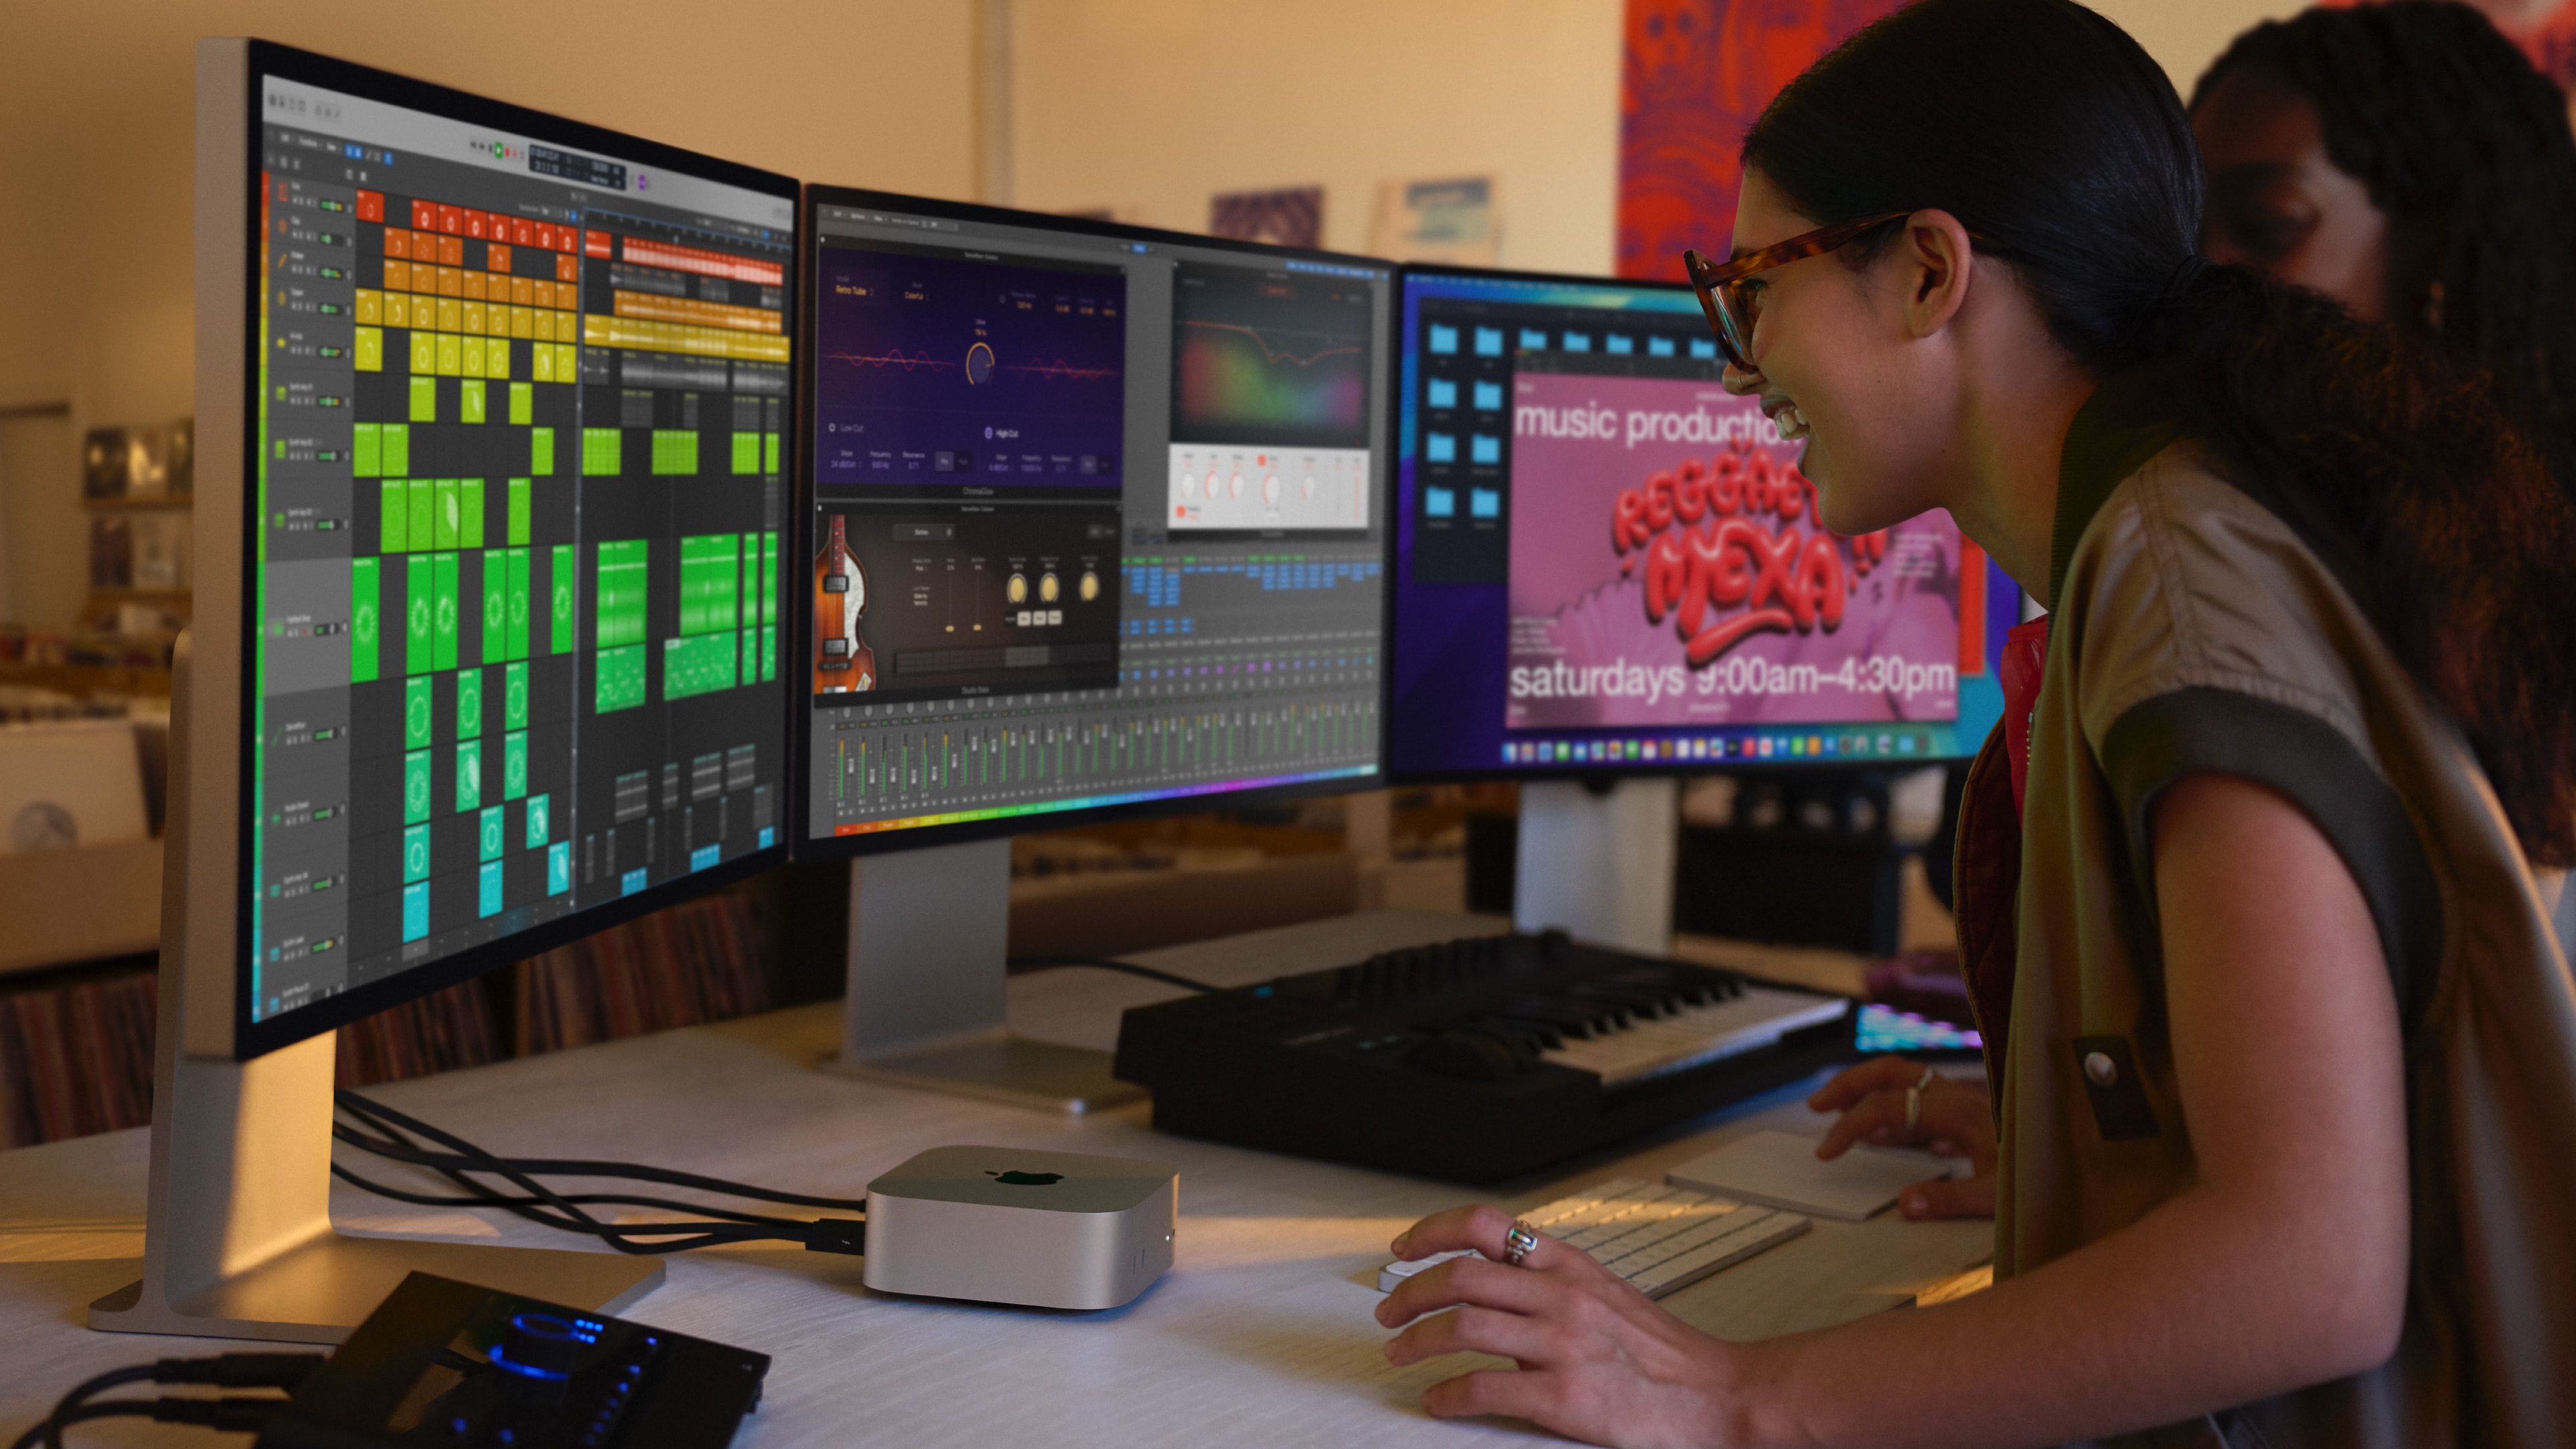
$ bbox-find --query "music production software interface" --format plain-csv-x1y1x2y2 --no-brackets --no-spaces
805,203,1389,837
1385,272,2008,779
250,74,792,1022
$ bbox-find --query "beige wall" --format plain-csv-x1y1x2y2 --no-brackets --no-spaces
0,0,2306,627
1008,0,1625,273
1007,0,2306,277
0,0,979,624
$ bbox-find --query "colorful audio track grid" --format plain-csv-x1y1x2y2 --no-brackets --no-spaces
251,89,790,1025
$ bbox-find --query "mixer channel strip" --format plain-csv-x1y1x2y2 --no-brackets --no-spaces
1377,1177,1811,1299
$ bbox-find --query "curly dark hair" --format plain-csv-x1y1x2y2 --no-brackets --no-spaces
2192,3,2576,499
1742,0,2576,866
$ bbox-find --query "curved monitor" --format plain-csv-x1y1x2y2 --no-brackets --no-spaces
792,189,1393,855
1384,264,2013,782
203,42,797,1058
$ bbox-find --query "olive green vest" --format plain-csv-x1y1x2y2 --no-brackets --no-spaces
1955,386,2576,1448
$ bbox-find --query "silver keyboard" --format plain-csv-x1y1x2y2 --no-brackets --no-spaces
1540,987,1851,1088
1377,1177,1810,1300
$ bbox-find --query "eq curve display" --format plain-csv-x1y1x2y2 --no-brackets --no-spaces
814,241,1127,488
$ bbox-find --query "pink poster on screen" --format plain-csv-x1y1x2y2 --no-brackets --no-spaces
1505,370,1964,731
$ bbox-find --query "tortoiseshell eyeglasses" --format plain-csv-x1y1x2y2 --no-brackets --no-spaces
1681,211,1912,370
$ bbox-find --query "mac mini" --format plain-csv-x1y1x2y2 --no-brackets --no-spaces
863,1145,1177,1310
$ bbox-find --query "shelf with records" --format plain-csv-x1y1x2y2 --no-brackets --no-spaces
80,421,193,502
85,515,193,597
78,419,197,643
83,496,194,512
0,880,784,1149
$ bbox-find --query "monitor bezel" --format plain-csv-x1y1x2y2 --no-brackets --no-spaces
226,40,798,1061
1381,260,1996,787
788,184,1395,861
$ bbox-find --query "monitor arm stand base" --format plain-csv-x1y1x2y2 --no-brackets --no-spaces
88,635,661,1344
820,837,1142,1115
1513,777,1679,957
87,1036,664,1344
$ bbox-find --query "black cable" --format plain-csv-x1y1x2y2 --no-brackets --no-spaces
332,1091,769,1256
34,1368,150,1430
1010,954,1218,994
14,1397,284,1449
334,1106,790,1252
327,1161,799,1249
333,1089,867,1210
30,1354,323,1449
328,1104,813,1231
323,1165,816,1228
328,1093,861,1256
331,1099,743,1249
332,1095,862,1252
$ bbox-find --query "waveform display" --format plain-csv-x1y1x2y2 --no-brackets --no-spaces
813,241,1126,489
1170,263,1373,450
1004,358,1122,382
826,350,955,372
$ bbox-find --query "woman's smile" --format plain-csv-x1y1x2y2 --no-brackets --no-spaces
1762,392,1809,441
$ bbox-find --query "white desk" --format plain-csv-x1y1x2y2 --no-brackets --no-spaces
0,909,1992,1446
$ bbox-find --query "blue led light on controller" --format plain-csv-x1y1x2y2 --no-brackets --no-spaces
486,1344,570,1381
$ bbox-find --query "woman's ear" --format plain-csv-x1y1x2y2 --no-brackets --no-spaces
1898,209,1977,339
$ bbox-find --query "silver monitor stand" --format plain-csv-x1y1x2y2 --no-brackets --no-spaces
1511,777,1679,956
816,780,1675,1112
87,638,662,1344
818,837,1144,1114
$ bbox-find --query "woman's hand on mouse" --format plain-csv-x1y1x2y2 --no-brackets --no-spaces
1807,1055,1997,1220
1376,1204,1777,1448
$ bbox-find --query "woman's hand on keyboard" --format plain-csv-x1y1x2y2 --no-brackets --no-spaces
1808,1055,1997,1220
1376,1204,1760,1448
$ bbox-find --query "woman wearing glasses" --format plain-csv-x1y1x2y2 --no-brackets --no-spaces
1807,0,2576,1236
1375,0,2576,1444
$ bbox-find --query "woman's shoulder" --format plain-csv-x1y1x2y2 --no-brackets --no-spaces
2055,446,2452,1026
2057,442,2386,758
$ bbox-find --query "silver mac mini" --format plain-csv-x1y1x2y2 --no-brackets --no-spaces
863,1146,1177,1310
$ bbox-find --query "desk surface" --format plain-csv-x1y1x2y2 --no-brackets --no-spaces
0,909,1992,1446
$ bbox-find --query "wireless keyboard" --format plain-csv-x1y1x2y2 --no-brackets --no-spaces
1377,1177,1811,1299
1111,930,1855,1183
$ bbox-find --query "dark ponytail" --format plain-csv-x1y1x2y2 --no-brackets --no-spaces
1744,0,2576,866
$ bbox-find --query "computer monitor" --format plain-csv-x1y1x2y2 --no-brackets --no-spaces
1383,265,2013,945
793,189,1394,1108
95,39,800,1344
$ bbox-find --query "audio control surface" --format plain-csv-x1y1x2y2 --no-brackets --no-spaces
255,1273,767,1449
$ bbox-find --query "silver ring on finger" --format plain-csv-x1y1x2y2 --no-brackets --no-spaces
1903,1084,1923,1134
1503,1221,1540,1267
1915,1063,1939,1093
